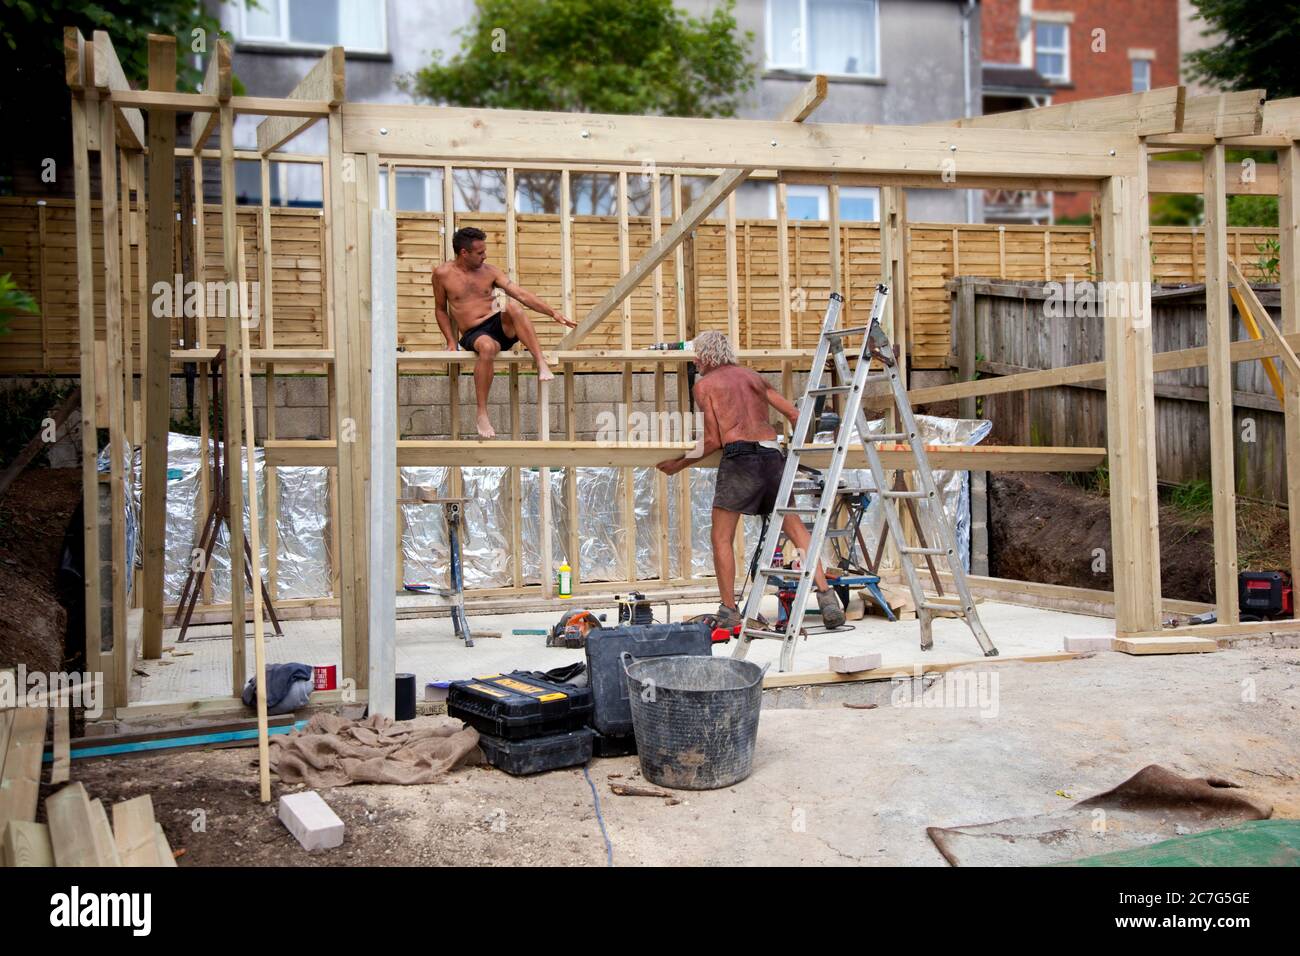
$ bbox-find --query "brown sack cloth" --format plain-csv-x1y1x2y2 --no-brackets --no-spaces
927,765,1272,867
268,712,482,788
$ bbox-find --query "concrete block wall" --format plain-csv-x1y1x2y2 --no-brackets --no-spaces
158,370,812,442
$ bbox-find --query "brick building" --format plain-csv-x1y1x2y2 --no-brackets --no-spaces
980,0,1182,221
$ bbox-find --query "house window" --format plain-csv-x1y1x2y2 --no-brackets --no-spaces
772,185,879,222
238,0,387,54
1034,22,1069,83
378,169,438,212
1131,59,1151,92
766,0,880,78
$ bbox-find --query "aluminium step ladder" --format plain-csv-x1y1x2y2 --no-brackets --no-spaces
733,285,998,672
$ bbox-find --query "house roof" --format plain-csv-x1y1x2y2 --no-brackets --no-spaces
982,63,1053,97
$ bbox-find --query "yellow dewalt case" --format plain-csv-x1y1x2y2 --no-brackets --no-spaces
447,671,594,740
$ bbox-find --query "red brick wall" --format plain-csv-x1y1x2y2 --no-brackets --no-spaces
982,0,1023,63
980,1,1182,218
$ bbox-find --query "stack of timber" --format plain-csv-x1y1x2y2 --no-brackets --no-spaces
0,706,178,867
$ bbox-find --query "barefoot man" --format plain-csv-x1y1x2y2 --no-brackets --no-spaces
433,226,575,438
656,330,845,631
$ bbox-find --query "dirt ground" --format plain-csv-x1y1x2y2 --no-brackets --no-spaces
61,641,1300,867
0,465,80,675
990,472,1290,604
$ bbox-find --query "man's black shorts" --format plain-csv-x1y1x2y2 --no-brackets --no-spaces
458,311,518,352
713,441,785,515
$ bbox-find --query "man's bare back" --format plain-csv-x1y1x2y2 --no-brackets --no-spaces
693,365,784,446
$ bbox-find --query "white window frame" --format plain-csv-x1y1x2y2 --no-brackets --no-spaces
1130,58,1151,92
379,168,437,212
1034,21,1070,84
237,0,388,55
769,184,879,222
765,0,882,80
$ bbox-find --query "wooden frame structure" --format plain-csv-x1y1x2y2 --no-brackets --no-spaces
64,29,1299,726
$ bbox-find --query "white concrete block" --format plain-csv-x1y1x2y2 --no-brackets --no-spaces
278,791,344,851
828,653,882,674
1063,635,1114,653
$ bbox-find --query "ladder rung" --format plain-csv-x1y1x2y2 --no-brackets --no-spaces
808,385,852,396
921,600,970,613
900,547,950,557
759,565,810,578
881,489,929,499
869,432,912,443
791,444,835,453
776,505,821,515
825,325,871,337
741,627,785,641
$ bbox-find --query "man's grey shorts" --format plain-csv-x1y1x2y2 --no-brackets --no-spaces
713,441,785,515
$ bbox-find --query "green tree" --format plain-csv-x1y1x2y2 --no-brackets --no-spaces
0,1,229,195
1185,1,1300,97
403,0,755,213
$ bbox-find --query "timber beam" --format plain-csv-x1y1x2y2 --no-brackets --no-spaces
931,86,1185,135
91,30,145,149
262,439,1105,473
255,47,345,153
556,75,827,348
341,105,1138,178
189,39,233,151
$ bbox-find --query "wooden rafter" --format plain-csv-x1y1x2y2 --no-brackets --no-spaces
189,39,232,152
341,103,1138,178
931,86,1185,135
255,47,345,154
555,75,827,349
91,30,145,149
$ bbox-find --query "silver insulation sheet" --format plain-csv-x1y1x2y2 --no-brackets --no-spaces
401,466,664,588
150,416,987,599
148,433,331,603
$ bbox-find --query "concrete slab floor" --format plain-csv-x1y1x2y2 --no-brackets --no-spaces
92,644,1300,866
131,598,1116,704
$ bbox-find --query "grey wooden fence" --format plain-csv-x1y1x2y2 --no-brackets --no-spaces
948,277,1288,503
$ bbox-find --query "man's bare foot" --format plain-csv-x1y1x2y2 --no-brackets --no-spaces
475,410,496,439
537,364,554,383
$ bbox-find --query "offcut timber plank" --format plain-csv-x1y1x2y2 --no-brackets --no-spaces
0,707,47,832
155,824,178,866
1114,636,1217,655
51,704,70,785
2,820,54,867
112,795,161,866
88,798,123,866
46,782,105,867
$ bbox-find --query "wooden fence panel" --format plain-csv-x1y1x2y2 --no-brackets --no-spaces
0,195,1282,375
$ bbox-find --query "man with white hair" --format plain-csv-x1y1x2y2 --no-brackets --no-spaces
656,330,845,630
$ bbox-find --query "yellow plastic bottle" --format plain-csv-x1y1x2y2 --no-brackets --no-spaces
558,562,573,598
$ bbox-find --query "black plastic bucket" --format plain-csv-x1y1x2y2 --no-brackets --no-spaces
621,653,767,790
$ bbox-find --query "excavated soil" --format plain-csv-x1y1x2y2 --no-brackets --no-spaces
0,465,81,675
989,472,1290,604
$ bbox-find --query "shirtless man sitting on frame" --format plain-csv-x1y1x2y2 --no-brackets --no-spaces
433,226,575,438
